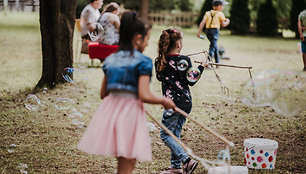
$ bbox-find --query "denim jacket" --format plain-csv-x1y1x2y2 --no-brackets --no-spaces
102,49,153,93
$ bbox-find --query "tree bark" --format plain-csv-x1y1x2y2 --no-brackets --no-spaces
37,0,77,89
139,0,149,22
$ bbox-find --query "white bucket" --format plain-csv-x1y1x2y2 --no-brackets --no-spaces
208,166,248,174
244,138,278,169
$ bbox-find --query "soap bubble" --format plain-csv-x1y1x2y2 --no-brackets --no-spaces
54,98,74,110
146,122,157,132
62,67,74,83
187,67,201,82
71,118,85,128
25,94,44,111
241,70,306,116
177,59,189,71
217,149,231,162
297,42,302,53
17,163,28,174
241,70,280,107
42,87,48,93
69,111,83,118
75,62,87,70
269,72,306,116
62,67,94,83
240,82,275,108
7,144,16,153
271,101,303,117
83,102,91,108
88,23,104,41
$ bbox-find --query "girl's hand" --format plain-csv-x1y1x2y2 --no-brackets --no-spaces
162,97,176,109
300,33,305,41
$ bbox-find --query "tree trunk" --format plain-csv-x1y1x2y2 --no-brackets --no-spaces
139,0,149,22
32,0,35,12
37,0,77,89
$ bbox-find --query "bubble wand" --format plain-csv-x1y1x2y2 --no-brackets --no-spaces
174,107,234,147
145,109,246,172
194,61,252,69
188,51,229,95
189,50,252,69
145,110,231,170
189,50,256,97
88,23,104,41
145,110,189,152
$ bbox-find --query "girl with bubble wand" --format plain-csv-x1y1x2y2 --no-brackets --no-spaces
78,11,175,174
155,27,208,174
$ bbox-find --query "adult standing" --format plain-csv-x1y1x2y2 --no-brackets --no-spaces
298,9,306,71
80,0,104,53
98,2,120,45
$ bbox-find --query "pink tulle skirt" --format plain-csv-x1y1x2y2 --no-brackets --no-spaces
78,93,152,161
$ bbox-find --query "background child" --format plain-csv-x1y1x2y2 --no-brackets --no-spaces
78,11,175,174
155,28,208,174
298,9,306,71
98,2,120,45
197,0,230,64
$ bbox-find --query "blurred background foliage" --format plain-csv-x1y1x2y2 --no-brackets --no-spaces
76,0,305,36
76,0,194,19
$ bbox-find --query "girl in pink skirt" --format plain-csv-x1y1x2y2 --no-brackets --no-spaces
78,11,176,174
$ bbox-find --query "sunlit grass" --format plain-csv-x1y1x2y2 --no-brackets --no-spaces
0,12,41,98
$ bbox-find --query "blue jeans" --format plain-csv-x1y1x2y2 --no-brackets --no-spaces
160,105,192,169
302,37,306,53
206,28,220,63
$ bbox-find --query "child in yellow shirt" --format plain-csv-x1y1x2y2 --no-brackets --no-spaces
197,0,230,64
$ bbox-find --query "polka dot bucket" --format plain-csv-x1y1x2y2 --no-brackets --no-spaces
244,138,278,169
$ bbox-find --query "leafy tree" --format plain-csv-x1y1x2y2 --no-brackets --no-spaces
230,0,250,34
76,0,88,19
256,0,278,36
249,0,292,31
149,0,175,11
177,0,193,11
289,0,306,37
276,0,292,29
196,0,213,26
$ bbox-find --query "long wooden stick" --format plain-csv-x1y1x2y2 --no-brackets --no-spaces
145,110,190,152
186,50,206,57
174,107,235,147
194,61,252,69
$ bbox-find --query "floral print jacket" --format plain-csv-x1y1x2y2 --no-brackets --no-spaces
155,54,204,108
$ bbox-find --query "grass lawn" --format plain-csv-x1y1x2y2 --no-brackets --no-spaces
0,12,305,174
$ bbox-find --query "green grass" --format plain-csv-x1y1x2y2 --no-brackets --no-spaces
0,12,41,98
0,12,305,174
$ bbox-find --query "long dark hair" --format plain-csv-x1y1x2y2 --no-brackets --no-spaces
156,28,182,72
102,2,119,14
119,11,152,55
